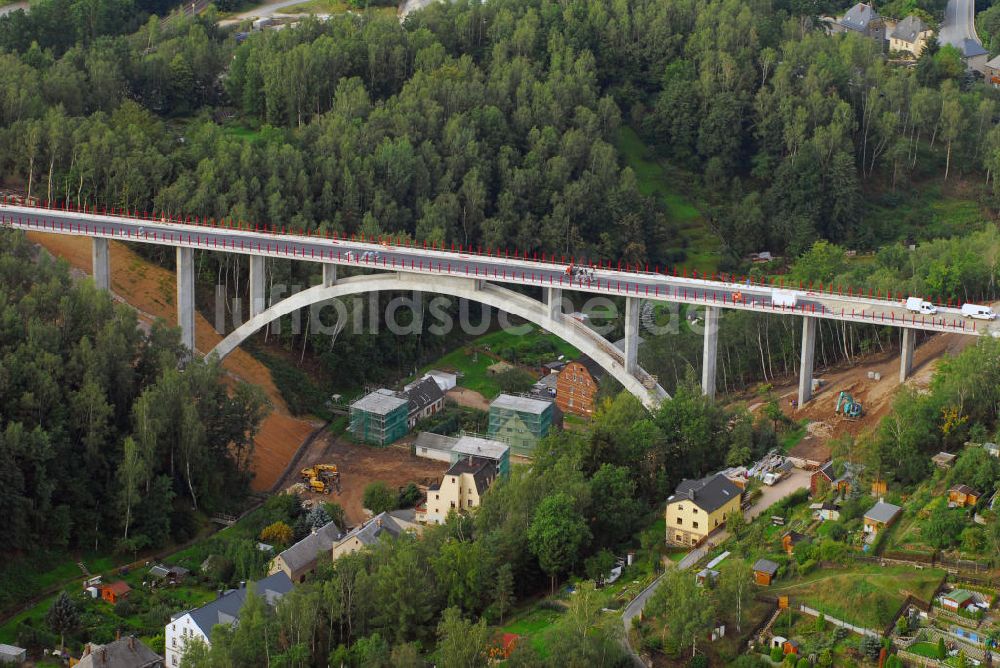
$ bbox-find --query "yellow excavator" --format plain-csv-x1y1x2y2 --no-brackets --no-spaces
300,464,341,494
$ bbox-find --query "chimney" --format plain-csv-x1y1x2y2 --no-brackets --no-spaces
688,489,695,501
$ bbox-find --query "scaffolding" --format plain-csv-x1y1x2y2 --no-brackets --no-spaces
487,394,553,458
349,390,409,446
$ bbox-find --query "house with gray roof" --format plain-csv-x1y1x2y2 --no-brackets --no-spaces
413,431,459,462
863,500,902,538
889,15,933,55
267,520,343,583
403,377,445,428
77,636,162,668
165,572,292,667
331,509,422,559
832,3,886,47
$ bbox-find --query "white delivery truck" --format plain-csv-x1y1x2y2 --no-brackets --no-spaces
771,289,797,308
961,303,997,320
905,297,937,315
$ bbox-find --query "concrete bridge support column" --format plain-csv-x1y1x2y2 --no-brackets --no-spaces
177,247,195,352
624,297,640,374
798,316,817,408
92,238,109,290
702,306,719,399
322,263,337,287
547,287,562,321
900,327,916,383
249,256,266,319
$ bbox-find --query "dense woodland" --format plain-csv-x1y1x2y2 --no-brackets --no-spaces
0,230,268,599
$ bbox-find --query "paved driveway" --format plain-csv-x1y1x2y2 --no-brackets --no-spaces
745,468,811,521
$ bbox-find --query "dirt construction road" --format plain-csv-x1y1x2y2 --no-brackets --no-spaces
279,432,448,526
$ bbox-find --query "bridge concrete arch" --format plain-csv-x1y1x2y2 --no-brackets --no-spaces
208,272,668,409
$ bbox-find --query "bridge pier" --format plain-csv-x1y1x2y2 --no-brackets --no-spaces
798,316,817,408
900,328,915,383
249,256,265,319
702,306,719,399
546,287,562,321
177,247,195,351
322,263,337,287
624,297,639,374
92,238,109,290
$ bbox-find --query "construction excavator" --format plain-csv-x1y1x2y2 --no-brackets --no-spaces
300,464,341,494
835,391,863,419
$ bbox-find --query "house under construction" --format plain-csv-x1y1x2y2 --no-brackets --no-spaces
349,390,409,446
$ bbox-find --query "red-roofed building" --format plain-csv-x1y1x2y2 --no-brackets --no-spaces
100,581,131,604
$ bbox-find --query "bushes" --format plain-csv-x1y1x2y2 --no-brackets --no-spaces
770,646,784,662
798,559,818,575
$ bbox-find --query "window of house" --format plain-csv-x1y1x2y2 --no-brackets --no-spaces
435,494,439,500
676,533,683,542
173,656,179,666
678,505,683,511
676,517,682,525
692,521,699,529
714,519,718,526
451,501,455,508
692,508,698,513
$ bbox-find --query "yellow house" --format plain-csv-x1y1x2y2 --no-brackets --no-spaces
419,456,498,525
267,520,343,583
665,473,742,546
889,15,933,56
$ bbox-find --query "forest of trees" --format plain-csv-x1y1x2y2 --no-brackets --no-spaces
0,229,268,590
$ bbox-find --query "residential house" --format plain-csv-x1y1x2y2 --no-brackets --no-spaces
941,589,979,612
665,473,742,546
101,581,131,605
782,530,808,555
165,573,293,668
419,456,498,525
488,394,555,456
450,435,510,477
77,636,162,668
953,38,989,72
555,357,602,418
889,15,933,55
413,431,458,463
863,501,902,536
695,569,720,586
331,510,422,559
932,451,957,469
0,645,26,665
753,559,780,586
148,564,189,586
403,377,445,428
948,484,981,508
268,520,343,583
349,389,409,445
833,3,886,46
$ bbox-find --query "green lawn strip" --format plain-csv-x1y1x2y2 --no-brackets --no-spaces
779,420,809,452
767,565,945,629
907,641,942,658
502,607,563,656
616,127,721,272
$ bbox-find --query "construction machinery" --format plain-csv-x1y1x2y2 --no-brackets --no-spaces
835,391,863,419
300,464,341,494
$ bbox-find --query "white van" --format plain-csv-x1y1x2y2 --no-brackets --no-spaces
961,303,997,320
905,297,937,315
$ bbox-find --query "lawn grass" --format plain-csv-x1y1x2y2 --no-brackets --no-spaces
907,641,942,658
768,564,945,630
502,607,563,656
417,326,579,400
0,552,118,615
616,127,721,272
